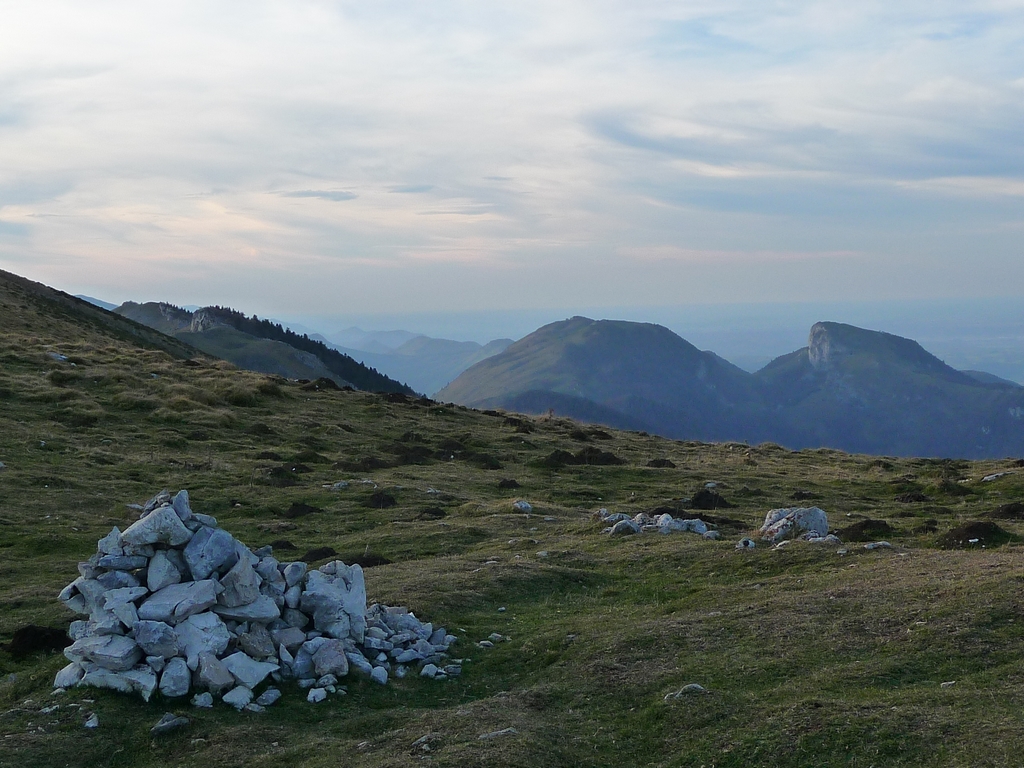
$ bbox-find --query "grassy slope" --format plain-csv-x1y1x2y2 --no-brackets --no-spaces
3,283,1024,766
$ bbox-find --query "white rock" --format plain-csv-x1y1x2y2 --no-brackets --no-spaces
97,528,123,556
221,652,280,689
80,665,158,702
183,526,238,580
760,507,828,543
138,580,220,624
864,541,892,550
171,490,193,521
218,557,263,608
121,506,193,547
213,595,280,623
222,685,254,710
175,612,231,669
54,663,84,689
159,657,191,698
609,520,639,536
133,620,178,658
84,712,100,729
65,635,141,672
512,500,532,513
282,561,307,588
255,687,282,707
312,639,350,677
307,687,328,703
191,692,214,708
146,551,182,592
197,653,235,694
420,663,438,678
370,666,388,685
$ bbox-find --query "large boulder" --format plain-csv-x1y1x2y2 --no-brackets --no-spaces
760,507,829,542
183,527,238,580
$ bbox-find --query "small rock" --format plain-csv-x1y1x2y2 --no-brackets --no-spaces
420,663,438,678
609,519,640,536
222,686,254,710
736,538,756,550
255,688,282,707
478,727,518,740
864,541,892,550
477,640,494,649
244,702,265,713
307,687,327,703
316,674,338,688
84,712,100,729
150,712,190,736
370,666,388,685
487,633,505,643
512,501,532,513
664,683,708,700
191,692,214,708
941,680,956,688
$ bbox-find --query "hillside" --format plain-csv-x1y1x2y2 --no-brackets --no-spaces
438,316,773,443
115,302,415,395
4,272,1024,766
440,317,1024,459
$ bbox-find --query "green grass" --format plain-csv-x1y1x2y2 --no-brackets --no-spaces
3,277,1024,766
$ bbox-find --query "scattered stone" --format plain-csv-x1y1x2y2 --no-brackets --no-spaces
54,663,84,689
941,680,956,688
863,541,892,550
84,712,99,729
512,500,533,512
255,688,282,707
736,538,756,550
478,727,518,740
222,685,254,710
370,666,388,685
307,687,327,703
191,692,214,708
609,520,640,536
664,683,708,700
151,712,189,736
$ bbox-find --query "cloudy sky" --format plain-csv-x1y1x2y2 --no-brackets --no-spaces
1,1,1023,321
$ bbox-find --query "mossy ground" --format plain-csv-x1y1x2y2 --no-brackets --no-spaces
3,283,1024,767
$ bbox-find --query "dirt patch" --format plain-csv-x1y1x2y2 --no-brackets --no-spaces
895,492,929,503
987,502,1024,519
646,459,676,469
364,491,397,509
4,625,70,658
268,539,297,550
690,488,733,510
300,377,340,392
301,546,338,563
339,552,393,568
416,507,447,520
938,521,1016,549
838,519,895,541
282,502,322,519
497,478,520,489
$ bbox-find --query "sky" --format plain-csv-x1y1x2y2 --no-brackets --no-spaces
1,2,1024,328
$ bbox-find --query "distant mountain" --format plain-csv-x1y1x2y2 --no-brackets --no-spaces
755,322,1024,457
327,327,421,354
74,294,118,311
330,335,514,396
114,302,415,394
439,316,1024,459
437,316,772,443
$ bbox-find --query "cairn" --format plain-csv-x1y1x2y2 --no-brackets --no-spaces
55,490,459,710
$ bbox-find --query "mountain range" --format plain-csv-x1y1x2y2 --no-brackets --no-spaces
438,316,1024,459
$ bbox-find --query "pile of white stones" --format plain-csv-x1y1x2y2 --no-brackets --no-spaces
596,509,720,539
54,490,459,710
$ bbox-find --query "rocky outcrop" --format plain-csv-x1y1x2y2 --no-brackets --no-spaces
55,490,459,707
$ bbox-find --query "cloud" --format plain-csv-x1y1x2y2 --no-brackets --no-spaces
277,190,357,202
0,1,1023,314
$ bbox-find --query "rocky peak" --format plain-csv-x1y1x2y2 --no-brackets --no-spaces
189,308,220,333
